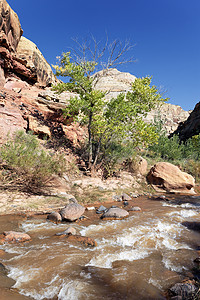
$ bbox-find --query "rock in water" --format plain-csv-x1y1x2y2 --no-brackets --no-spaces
60,203,85,221
47,212,62,223
147,162,195,194
169,282,198,299
2,231,31,243
55,227,77,236
101,207,129,220
66,235,97,247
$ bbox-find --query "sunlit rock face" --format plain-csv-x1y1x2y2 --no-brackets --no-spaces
16,37,57,87
0,0,56,87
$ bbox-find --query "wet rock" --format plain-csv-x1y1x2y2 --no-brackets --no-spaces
60,203,85,221
96,205,107,214
2,231,31,243
66,235,97,247
121,193,131,201
55,226,77,236
101,207,129,220
0,262,16,288
128,206,141,211
168,281,198,299
47,211,62,223
182,221,200,232
147,162,195,194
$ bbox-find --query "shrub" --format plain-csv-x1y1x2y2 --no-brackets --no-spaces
0,131,66,192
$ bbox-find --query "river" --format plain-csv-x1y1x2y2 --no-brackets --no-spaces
0,195,200,299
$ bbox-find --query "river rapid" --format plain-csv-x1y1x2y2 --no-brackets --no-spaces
1,195,200,300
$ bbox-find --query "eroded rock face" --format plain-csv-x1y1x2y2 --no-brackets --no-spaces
171,102,200,141
60,203,85,221
0,0,23,52
0,0,23,85
0,1,56,87
147,162,195,194
16,37,57,87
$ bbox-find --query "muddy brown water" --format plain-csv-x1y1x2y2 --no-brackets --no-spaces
1,195,200,300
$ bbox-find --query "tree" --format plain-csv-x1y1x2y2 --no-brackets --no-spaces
52,38,167,171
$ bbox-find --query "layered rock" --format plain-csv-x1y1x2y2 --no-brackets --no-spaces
0,0,23,85
171,102,200,141
0,0,56,87
16,37,57,87
147,162,195,194
93,68,136,100
93,68,190,134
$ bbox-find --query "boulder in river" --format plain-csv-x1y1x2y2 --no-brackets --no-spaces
168,281,198,299
47,211,62,223
101,207,129,220
60,203,85,221
147,162,195,194
2,231,31,243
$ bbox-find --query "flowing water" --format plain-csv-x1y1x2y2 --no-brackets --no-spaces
1,195,200,300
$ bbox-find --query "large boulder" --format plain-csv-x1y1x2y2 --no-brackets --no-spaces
60,203,85,221
16,37,57,87
147,162,195,194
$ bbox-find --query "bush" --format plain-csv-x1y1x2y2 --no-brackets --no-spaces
0,131,66,192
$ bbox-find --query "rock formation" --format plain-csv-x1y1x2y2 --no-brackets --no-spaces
0,0,56,87
171,101,200,141
93,68,190,134
16,36,57,87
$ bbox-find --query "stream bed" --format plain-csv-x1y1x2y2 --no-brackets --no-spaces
1,195,200,299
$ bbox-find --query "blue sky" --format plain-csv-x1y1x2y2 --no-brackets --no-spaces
8,0,200,111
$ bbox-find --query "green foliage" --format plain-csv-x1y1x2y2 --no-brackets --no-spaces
146,117,200,181
0,131,66,192
53,47,167,174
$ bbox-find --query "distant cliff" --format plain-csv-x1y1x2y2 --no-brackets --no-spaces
93,68,190,134
171,102,200,141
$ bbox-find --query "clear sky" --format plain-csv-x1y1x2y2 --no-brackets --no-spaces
7,0,200,111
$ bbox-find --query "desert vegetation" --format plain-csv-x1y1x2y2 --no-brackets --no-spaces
0,131,66,192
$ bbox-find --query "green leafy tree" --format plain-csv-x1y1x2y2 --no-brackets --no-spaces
53,39,167,170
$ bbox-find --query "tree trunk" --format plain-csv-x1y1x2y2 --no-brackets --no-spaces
88,112,93,169
93,137,102,167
